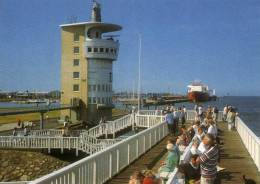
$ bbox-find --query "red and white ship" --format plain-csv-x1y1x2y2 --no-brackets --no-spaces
187,81,215,102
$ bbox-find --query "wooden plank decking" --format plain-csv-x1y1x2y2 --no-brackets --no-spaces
216,121,260,184
106,121,260,184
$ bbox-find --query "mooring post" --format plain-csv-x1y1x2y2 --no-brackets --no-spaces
40,112,44,129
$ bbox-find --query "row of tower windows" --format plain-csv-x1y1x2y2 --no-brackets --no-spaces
88,97,112,104
88,84,112,92
87,47,117,54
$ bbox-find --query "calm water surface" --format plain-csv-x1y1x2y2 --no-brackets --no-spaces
1,97,260,136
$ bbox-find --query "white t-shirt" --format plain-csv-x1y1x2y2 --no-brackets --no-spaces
208,125,217,137
198,107,203,115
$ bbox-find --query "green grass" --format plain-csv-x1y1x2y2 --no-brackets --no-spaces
0,110,60,124
0,108,127,125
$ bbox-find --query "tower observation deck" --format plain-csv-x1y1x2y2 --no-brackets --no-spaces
60,1,122,124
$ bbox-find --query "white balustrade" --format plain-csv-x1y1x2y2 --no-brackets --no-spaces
236,116,260,171
29,121,168,184
135,114,165,128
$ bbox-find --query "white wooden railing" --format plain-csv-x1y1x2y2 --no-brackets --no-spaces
85,114,132,138
136,114,165,128
15,129,84,137
236,116,260,171
28,120,168,184
0,136,80,154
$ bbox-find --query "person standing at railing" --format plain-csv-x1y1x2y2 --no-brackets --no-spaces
198,105,203,122
212,107,219,123
194,104,198,115
179,107,186,126
173,108,179,128
196,134,218,184
165,111,175,135
12,127,17,136
222,105,228,121
99,116,106,135
183,105,187,121
227,107,236,131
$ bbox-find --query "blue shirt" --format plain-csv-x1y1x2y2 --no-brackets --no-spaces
166,113,174,124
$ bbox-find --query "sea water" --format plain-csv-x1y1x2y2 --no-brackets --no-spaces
1,97,260,136
115,96,260,137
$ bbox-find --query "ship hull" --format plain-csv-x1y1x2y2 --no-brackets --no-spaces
188,91,210,102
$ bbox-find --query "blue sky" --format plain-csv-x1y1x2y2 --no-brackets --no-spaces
0,0,260,96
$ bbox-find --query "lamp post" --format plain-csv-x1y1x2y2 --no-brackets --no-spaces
138,34,142,113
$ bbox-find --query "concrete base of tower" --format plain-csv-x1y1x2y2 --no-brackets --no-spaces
87,104,114,125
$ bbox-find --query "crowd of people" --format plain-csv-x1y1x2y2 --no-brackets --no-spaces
128,105,228,184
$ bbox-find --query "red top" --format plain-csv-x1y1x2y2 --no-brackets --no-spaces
142,177,154,184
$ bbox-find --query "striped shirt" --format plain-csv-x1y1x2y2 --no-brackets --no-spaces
199,145,218,178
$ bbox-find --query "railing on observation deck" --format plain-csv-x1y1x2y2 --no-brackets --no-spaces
15,129,84,137
0,136,80,154
83,114,132,138
236,116,260,171
28,116,168,184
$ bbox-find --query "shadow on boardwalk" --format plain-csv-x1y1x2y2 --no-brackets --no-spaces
215,122,260,184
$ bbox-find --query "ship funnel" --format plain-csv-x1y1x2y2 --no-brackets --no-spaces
91,1,101,22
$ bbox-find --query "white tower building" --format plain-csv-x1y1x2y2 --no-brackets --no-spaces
60,1,122,124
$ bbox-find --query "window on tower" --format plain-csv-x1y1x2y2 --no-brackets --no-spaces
74,47,79,54
73,84,79,92
97,85,100,91
73,72,80,79
94,48,98,52
74,33,79,42
88,47,92,52
105,48,109,53
73,59,79,66
100,48,104,52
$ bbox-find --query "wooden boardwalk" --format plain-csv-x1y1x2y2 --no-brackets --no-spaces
106,121,260,184
216,121,260,184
